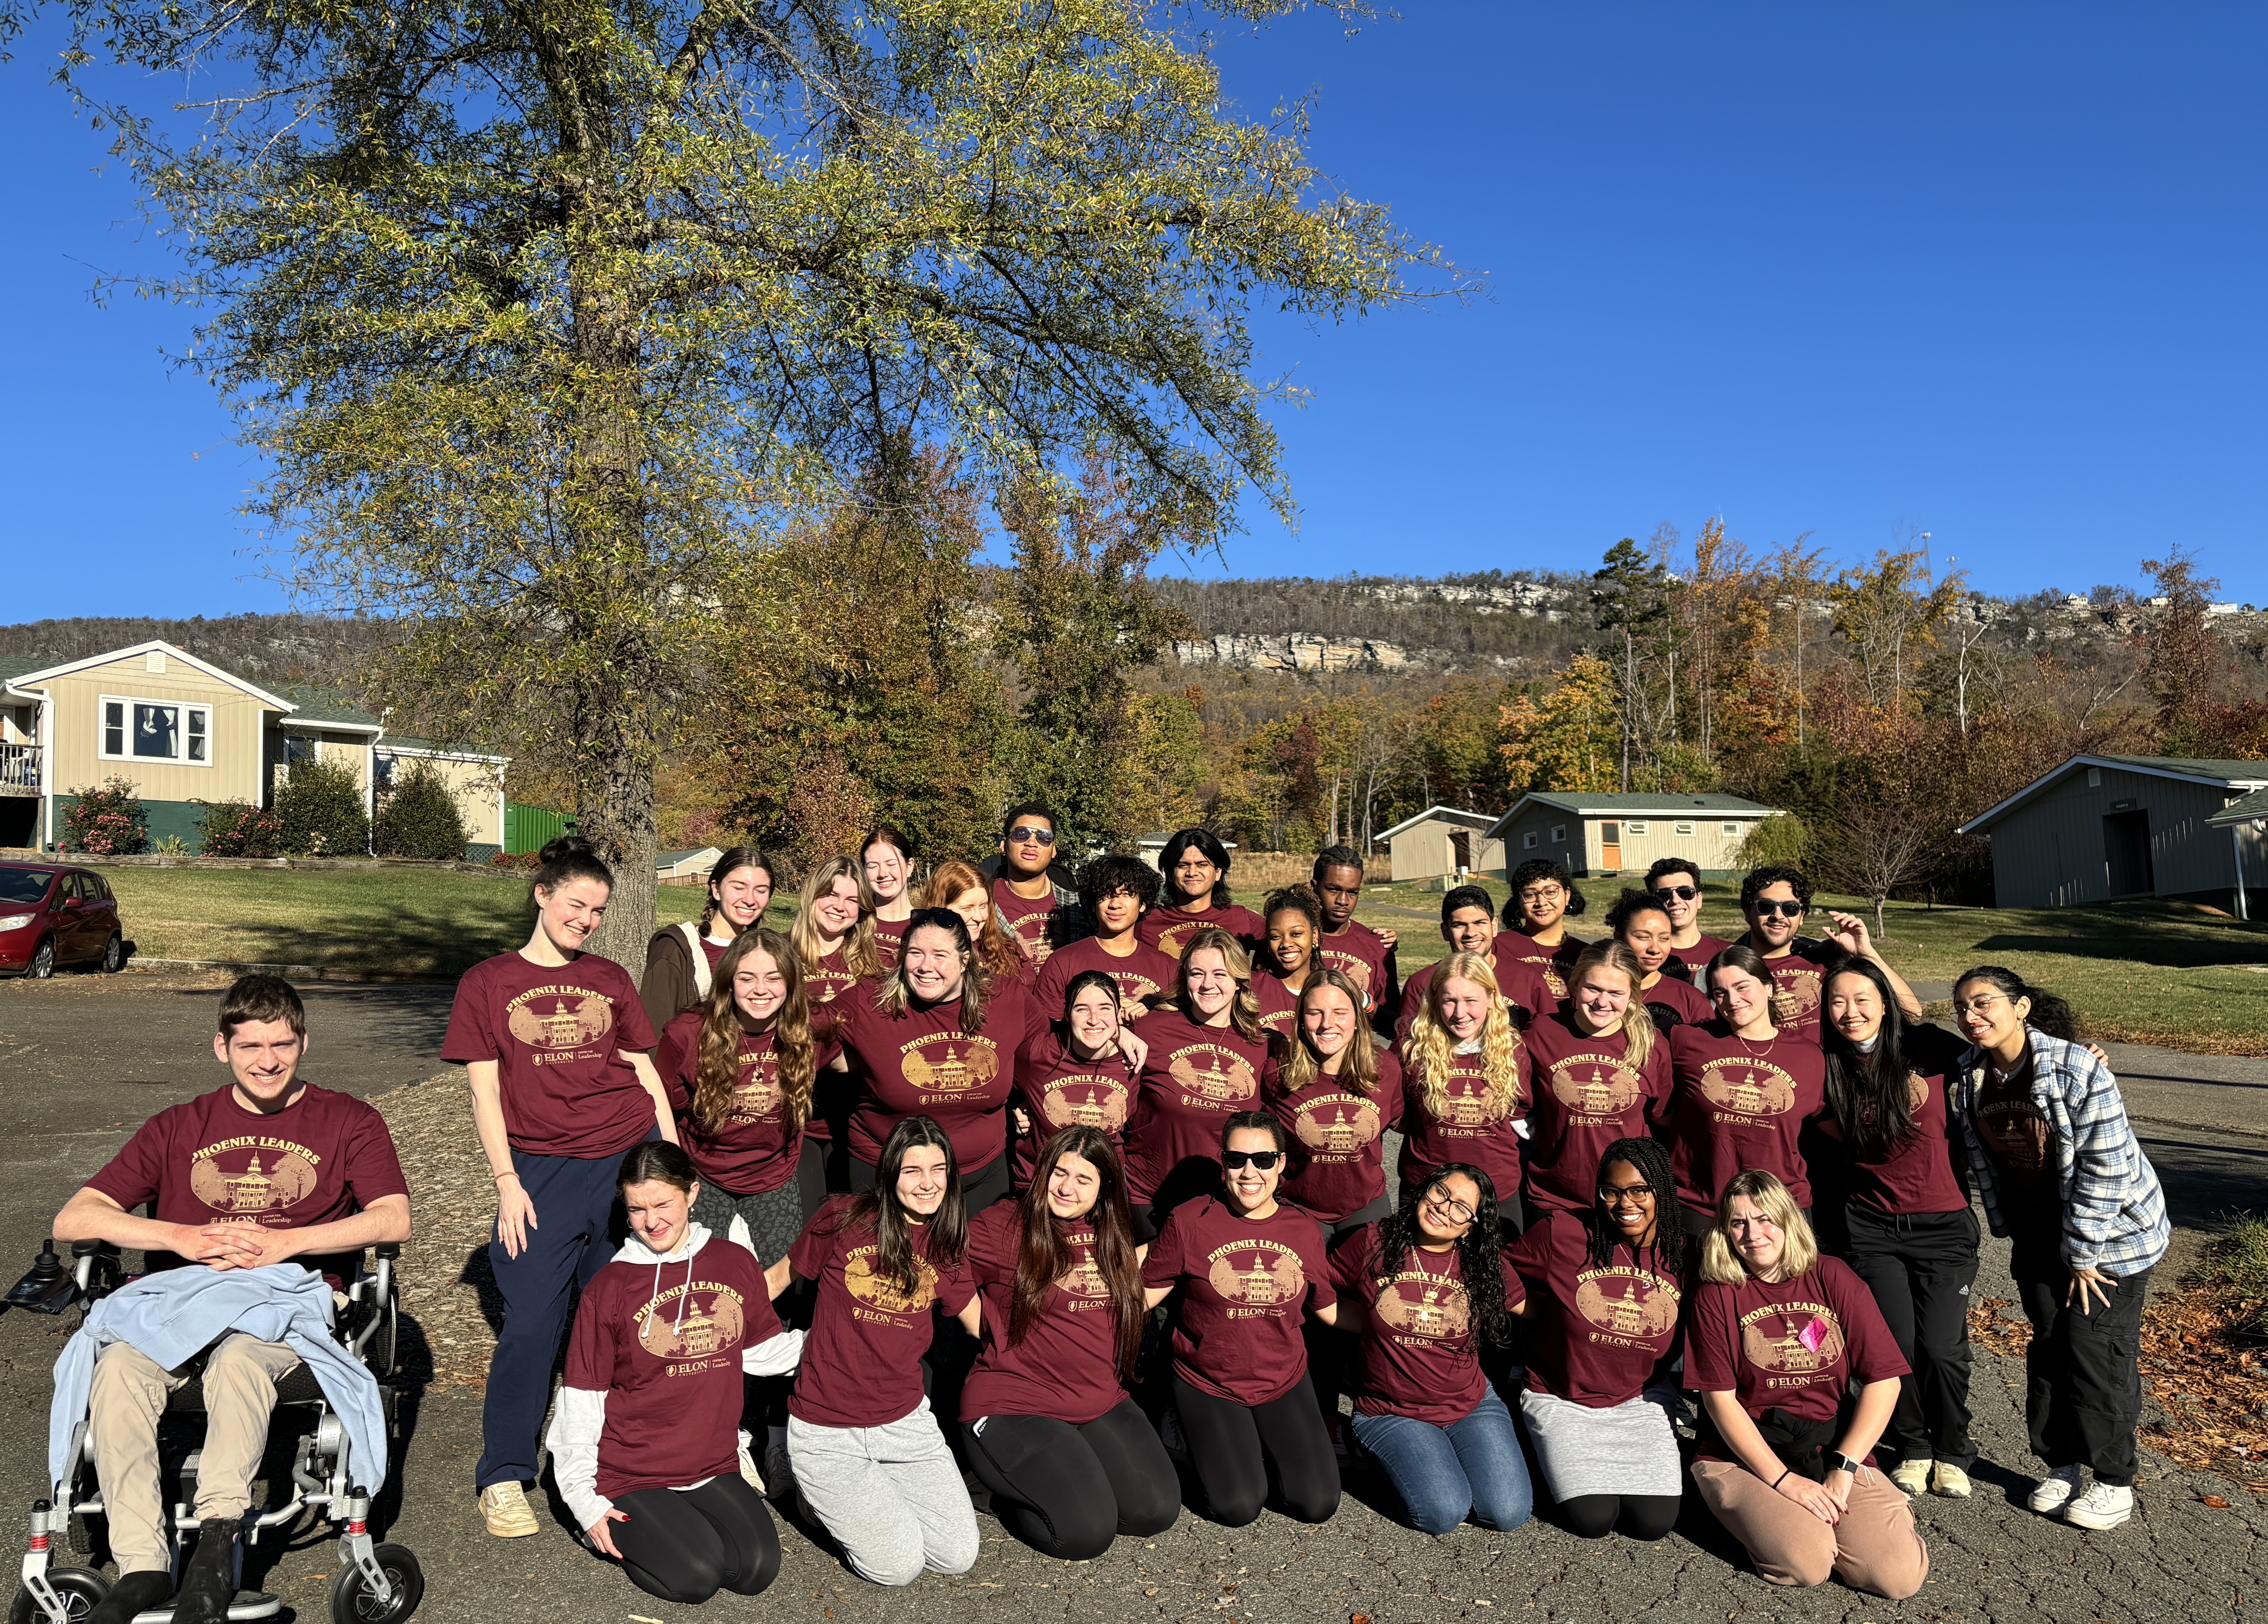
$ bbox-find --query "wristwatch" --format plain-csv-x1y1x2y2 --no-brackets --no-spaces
1826,1452,1863,1476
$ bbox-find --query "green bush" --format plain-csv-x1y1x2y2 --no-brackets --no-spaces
61,777,149,856
374,761,471,860
274,758,371,857
1733,810,1811,873
198,799,285,858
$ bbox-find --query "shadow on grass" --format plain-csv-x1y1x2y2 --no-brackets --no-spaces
1968,902,2268,970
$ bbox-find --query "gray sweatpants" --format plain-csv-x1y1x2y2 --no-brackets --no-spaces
787,1398,978,1587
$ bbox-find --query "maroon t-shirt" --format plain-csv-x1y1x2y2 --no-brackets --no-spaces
1330,1221,1523,1425
1138,902,1266,961
1642,973,1715,1031
1394,1039,1531,1210
1252,972,1299,1037
1522,1012,1674,1213
1507,1210,1685,1408
1316,919,1394,1012
564,1237,784,1498
1120,1009,1271,1203
803,942,862,1009
1495,931,1587,1002
660,1010,839,1196
87,1084,408,1290
1688,1257,1911,1448
1974,1061,2055,1193
1265,1050,1405,1222
788,1197,975,1429
992,878,1073,971
1033,934,1179,1017
1665,1022,1828,1211
1747,938,1845,1043
1141,1195,1332,1404
1010,1032,1136,1186
1661,933,1735,984
1841,1023,1971,1216
442,950,661,1158
960,1204,1126,1426
832,981,1032,1173
1396,957,1556,1043
872,914,907,968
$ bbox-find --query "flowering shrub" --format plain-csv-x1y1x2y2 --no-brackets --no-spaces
60,778,149,856
197,799,285,858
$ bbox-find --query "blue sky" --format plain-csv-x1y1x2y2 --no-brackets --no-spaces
3,2,2263,616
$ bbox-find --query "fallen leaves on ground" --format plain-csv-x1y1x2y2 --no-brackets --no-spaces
375,1067,502,1388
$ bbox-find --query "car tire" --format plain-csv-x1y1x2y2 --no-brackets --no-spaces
27,938,54,981
99,935,123,974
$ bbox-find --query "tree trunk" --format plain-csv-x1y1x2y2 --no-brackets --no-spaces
1872,891,1888,942
579,726,661,973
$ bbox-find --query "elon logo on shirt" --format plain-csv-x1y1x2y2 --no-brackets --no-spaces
1037,1073,1130,1132
1696,1058,1799,1122
1293,1094,1381,1155
900,1035,1000,1096
505,989,615,1051
1741,1301,1845,1376
1373,1271,1468,1341
843,1245,938,1316
1547,1057,1643,1118
1205,1241,1305,1308
1768,966,1822,1024
1574,1268,1679,1341
1168,1048,1257,1106
638,1283,746,1359
188,1140,320,1217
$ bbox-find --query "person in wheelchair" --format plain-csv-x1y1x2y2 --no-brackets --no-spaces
49,975,411,1624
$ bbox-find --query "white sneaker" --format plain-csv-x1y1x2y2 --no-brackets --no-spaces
479,1481,539,1538
2026,1465,2083,1514
1930,1461,1973,1498
1888,1459,1930,1496
2063,1481,2134,1530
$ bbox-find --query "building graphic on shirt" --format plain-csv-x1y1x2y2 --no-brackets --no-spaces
1854,1071,1930,1131
1374,1271,1469,1341
1207,1242,1305,1306
901,1036,1000,1096
727,1053,783,1123
1155,920,1209,959
1039,1073,1130,1132
1436,1068,1514,1130
1059,1250,1110,1301
1292,1094,1381,1154
1767,963,1822,1025
189,1141,320,1216
843,1246,938,1315
1574,1268,1680,1339
1169,1048,1256,1105
1976,1099,2050,1171
638,1285,746,1359
1318,947,1373,996
1740,1301,1845,1375
1694,1058,1798,1121
505,989,615,1051
1548,1057,1644,1117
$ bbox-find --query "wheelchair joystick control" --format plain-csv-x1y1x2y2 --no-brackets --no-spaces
3,1243,76,1316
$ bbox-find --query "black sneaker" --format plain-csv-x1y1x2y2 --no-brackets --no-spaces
88,1569,174,1624
172,1519,237,1624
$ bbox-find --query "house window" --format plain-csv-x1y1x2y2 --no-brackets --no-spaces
1675,820,1695,836
1625,821,1649,836
1522,830,1539,850
2087,767,2102,787
284,735,319,765
1550,823,1566,842
374,753,397,792
1722,822,1739,836
100,696,213,766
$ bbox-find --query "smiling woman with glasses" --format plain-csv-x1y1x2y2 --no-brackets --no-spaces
1504,1138,1687,1542
1498,857,1590,1000
1139,1112,1341,1529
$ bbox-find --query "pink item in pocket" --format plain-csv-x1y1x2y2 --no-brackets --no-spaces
1797,1315,1830,1354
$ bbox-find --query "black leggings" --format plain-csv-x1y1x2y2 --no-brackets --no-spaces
611,1476,781,1605
966,1400,1182,1559
1557,1493,1681,1541
1174,1372,1340,1528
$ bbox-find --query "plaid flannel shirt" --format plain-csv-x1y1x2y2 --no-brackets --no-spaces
1954,1027,2169,1278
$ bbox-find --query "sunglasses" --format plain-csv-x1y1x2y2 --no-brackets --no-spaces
1751,899,1806,919
1006,827,1056,846
1650,884,1698,902
1221,1150,1281,1171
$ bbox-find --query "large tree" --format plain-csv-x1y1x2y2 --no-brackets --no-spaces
49,0,1451,964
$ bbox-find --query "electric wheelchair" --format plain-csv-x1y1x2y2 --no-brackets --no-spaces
5,1235,424,1624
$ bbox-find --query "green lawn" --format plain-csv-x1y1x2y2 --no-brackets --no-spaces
1359,878,2268,1053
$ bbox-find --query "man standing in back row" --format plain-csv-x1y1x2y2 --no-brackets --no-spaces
989,802,1087,970
1311,844,1397,1028
1645,857,1732,986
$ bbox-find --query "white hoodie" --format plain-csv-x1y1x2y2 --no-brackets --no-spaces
545,1222,802,1534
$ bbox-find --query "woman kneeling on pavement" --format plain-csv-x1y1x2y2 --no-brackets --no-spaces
1951,965,2168,1532
1505,1137,1686,1541
1688,1171,1928,1599
549,1142,798,1606
1328,1164,1534,1536
956,1125,1181,1559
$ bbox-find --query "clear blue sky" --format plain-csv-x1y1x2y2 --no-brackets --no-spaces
3,2,2263,616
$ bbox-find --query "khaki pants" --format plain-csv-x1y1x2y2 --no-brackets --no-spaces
1691,1458,1930,1599
89,1335,300,1574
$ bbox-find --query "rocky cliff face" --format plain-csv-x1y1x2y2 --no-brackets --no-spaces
1169,633,1415,673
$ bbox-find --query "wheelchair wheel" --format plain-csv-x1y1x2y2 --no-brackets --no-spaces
329,1544,422,1624
9,1567,109,1624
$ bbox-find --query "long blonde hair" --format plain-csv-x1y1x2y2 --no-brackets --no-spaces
1273,967,1381,1097
693,928,815,1138
1172,926,1262,1043
1564,940,1656,1073
1406,950,1522,1124
1698,1169,1820,1285
920,858,1026,986
791,856,881,981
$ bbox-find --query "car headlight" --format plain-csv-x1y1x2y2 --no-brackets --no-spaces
0,913,35,932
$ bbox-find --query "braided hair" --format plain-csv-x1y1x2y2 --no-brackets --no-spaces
1579,1136,1687,1281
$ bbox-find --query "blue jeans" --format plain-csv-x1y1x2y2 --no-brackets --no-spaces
1350,1388,1534,1536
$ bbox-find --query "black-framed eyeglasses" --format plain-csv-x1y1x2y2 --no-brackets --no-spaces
1422,1186,1477,1224
1006,826,1056,846
1600,1183,1657,1207
1221,1150,1281,1171
1651,884,1698,902
1751,899,1806,919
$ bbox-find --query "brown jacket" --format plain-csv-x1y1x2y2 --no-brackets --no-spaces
640,922,718,1037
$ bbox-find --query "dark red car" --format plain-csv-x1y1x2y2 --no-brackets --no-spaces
0,862,126,979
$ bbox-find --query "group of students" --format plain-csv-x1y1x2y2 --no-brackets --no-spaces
48,803,2167,1622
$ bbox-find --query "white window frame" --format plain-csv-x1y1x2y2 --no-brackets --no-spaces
99,694,213,768
1625,820,1649,836
1550,823,1566,843
1722,821,1740,836
1674,820,1695,836
1522,830,1539,850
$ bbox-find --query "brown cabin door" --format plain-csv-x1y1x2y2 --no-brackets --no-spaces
1599,821,1622,873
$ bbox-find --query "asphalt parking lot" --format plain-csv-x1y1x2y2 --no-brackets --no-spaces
0,970,2262,1623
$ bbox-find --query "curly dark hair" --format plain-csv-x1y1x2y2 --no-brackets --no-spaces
1371,1163,1513,1347
1740,863,1813,910
1075,852,1162,920
1954,964,2080,1041
1603,886,1673,937
1505,857,1587,930
1580,1137,1688,1281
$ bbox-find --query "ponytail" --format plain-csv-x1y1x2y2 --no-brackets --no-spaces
1954,964,2080,1041
533,834,611,904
